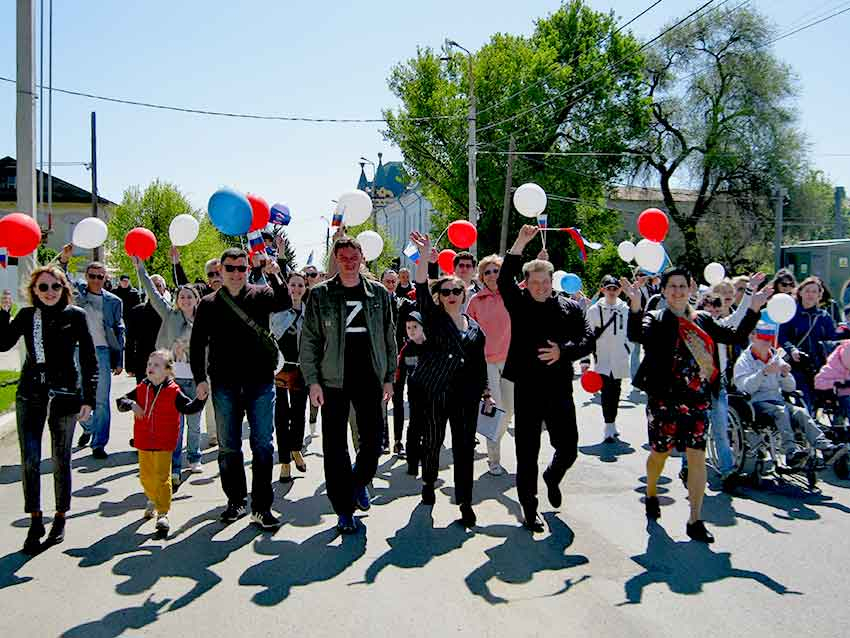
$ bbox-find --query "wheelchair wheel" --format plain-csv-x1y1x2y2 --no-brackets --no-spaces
835,454,850,480
724,404,747,474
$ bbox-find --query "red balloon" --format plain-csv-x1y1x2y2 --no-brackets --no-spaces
637,208,669,242
447,220,477,249
438,249,457,275
580,370,603,394
247,193,270,232
124,227,157,260
0,213,42,257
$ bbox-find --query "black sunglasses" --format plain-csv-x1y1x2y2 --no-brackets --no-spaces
86,273,105,280
603,285,620,291
483,268,500,276
439,287,464,297
708,298,723,308
223,265,248,273
206,270,221,278
37,282,63,292
305,272,319,278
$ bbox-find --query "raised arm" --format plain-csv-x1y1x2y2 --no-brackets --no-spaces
498,225,539,312
170,246,189,286
134,257,170,320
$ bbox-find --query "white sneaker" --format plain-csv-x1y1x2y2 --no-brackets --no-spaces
144,500,156,519
171,473,181,487
488,463,506,476
155,514,170,533
189,462,203,474
603,422,619,441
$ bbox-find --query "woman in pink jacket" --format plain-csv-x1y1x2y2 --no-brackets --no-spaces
467,254,513,475
814,341,850,441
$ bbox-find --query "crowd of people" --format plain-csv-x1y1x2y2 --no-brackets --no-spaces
2,224,850,555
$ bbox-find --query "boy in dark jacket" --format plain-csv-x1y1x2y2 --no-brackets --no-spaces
397,311,426,473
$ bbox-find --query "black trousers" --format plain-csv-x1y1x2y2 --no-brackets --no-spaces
421,390,478,506
406,385,423,469
381,378,406,447
274,386,308,456
514,381,579,514
600,374,622,423
321,376,383,516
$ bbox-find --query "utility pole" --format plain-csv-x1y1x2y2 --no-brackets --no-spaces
90,111,101,262
499,136,516,254
834,186,846,239
16,0,37,295
466,54,477,258
774,187,787,273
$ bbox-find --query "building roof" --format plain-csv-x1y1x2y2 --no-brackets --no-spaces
357,153,406,199
782,239,850,249
0,156,115,205
610,185,700,203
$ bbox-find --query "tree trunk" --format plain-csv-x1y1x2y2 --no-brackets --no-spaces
678,220,703,276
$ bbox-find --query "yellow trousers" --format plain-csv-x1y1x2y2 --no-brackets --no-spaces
139,450,172,514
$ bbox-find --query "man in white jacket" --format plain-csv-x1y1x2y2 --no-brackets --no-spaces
582,275,631,442
733,326,845,467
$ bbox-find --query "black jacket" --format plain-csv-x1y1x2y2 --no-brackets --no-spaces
627,306,760,398
409,281,488,398
126,302,162,379
0,301,98,407
497,253,593,386
113,285,142,322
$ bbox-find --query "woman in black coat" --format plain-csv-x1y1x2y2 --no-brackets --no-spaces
0,265,97,554
623,267,765,544
408,231,492,528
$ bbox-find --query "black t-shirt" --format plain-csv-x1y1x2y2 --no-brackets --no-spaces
343,285,373,379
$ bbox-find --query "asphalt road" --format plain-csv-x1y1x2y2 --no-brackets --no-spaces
0,376,847,638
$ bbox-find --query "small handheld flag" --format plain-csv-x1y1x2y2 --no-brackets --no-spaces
247,230,266,255
269,203,291,226
0,247,6,269
403,242,421,264
306,250,314,266
564,227,601,262
537,214,549,250
332,204,344,228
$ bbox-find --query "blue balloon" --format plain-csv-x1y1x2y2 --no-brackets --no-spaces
270,203,291,226
561,273,582,294
208,188,252,236
761,308,779,325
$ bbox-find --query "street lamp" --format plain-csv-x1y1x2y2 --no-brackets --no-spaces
360,157,378,231
445,38,477,258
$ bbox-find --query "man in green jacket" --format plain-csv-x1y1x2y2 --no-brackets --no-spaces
301,235,397,534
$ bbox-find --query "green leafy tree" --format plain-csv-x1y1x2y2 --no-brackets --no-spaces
106,180,228,285
384,0,649,271
783,169,840,243
632,5,806,274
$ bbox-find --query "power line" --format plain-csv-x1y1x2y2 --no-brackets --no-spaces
763,3,850,46
0,74,457,124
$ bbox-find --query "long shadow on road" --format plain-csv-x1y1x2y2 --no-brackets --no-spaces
60,594,172,638
619,521,801,605
465,512,590,605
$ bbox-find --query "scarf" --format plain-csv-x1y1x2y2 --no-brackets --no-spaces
677,315,717,382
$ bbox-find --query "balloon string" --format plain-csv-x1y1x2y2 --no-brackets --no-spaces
434,227,448,248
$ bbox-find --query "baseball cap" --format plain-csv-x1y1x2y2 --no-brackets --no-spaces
600,275,619,288
406,311,423,325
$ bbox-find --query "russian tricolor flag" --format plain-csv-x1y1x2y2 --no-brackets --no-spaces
564,227,602,262
0,247,6,269
403,242,420,264
537,214,548,230
247,231,266,254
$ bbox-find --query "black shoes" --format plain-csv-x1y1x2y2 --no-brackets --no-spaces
22,516,45,555
543,469,562,508
77,432,91,448
91,447,108,460
678,467,688,488
645,496,661,520
47,516,66,544
406,463,418,476
337,514,357,534
221,502,247,523
250,511,281,530
523,510,545,533
393,442,406,458
355,485,371,512
686,520,715,543
721,473,739,493
421,483,436,505
459,503,476,528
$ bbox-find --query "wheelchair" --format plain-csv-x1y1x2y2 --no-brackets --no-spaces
713,390,844,490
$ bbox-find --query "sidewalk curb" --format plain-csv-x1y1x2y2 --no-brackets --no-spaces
0,410,16,444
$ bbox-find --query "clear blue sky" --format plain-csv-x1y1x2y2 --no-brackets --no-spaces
2,0,849,263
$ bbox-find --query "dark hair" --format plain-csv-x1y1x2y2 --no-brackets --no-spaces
660,267,691,289
772,268,797,288
286,271,307,283
220,247,247,263
795,276,824,301
380,269,398,281
332,236,363,256
453,251,476,268
85,261,106,273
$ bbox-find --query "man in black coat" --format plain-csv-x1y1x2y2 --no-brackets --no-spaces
125,274,167,383
498,225,594,533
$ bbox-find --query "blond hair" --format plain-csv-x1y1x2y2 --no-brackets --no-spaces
148,349,175,376
477,254,502,282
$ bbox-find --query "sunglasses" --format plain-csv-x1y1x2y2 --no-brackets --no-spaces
708,298,723,308
206,271,221,279
86,273,105,280
305,272,319,278
456,262,474,269
734,287,746,293
223,265,248,273
603,285,620,291
483,268,500,276
439,287,464,297
37,282,63,292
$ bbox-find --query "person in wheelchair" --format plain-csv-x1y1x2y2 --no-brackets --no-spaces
814,339,850,441
733,326,846,468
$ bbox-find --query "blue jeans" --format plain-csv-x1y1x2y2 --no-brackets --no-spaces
682,387,735,476
213,381,275,512
83,346,112,449
172,378,202,473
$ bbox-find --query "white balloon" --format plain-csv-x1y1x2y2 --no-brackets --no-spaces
703,262,725,286
356,230,384,262
513,183,547,218
336,191,373,226
617,240,636,263
552,269,567,292
634,239,665,273
766,293,797,324
168,214,200,246
71,217,108,249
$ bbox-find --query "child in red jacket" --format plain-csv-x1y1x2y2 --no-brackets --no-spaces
117,349,204,533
